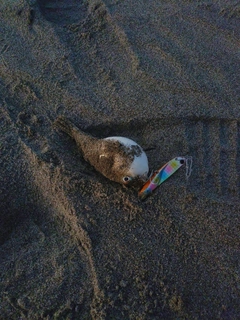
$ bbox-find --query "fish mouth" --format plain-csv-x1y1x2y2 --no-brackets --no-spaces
126,175,148,188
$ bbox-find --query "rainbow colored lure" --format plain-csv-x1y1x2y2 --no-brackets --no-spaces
138,157,186,200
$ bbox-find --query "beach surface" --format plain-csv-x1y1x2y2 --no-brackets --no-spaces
0,0,240,319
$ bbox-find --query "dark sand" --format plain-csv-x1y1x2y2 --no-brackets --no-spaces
0,0,240,319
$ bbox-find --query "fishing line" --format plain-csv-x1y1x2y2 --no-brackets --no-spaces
183,155,193,209
185,156,193,181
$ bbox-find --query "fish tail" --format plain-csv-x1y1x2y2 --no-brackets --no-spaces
54,116,96,153
54,116,78,136
54,116,91,140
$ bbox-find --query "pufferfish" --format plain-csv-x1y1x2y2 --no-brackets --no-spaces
54,116,149,186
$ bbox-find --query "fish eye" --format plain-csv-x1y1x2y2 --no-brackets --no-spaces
123,176,132,183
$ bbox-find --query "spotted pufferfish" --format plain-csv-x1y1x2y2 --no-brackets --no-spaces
54,116,149,187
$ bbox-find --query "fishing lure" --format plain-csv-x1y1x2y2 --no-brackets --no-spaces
138,156,192,200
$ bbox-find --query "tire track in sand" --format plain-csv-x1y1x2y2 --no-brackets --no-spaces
185,118,240,201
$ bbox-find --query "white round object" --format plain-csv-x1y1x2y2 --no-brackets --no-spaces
104,136,149,179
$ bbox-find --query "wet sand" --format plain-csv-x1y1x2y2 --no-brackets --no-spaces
0,0,240,319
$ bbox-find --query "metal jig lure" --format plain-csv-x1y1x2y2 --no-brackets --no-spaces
138,156,192,200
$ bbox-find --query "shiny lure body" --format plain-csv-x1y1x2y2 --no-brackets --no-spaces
138,157,186,200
